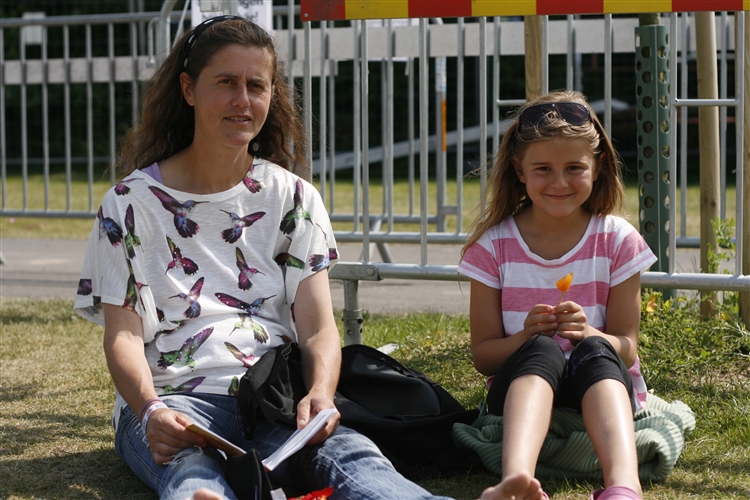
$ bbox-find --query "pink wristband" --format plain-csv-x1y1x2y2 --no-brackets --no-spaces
139,398,163,424
141,402,168,445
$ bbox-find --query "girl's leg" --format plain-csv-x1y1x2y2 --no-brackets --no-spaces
486,335,566,483
568,337,642,497
581,379,642,495
502,374,554,480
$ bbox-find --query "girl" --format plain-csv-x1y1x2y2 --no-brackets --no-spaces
458,90,657,500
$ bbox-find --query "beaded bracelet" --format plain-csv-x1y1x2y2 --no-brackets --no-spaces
141,402,168,446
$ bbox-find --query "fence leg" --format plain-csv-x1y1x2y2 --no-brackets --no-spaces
359,217,394,263
342,279,363,345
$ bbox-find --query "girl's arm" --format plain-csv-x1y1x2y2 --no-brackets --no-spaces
555,273,642,368
102,304,205,464
293,269,342,444
470,279,558,376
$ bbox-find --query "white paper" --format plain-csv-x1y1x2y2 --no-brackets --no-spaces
261,408,337,471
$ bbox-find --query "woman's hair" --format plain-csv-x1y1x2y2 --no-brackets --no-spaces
461,89,625,256
116,17,307,179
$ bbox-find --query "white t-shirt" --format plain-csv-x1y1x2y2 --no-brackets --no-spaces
75,159,338,426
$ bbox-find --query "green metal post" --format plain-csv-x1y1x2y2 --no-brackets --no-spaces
635,23,673,299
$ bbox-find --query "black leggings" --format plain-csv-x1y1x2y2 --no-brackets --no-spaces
486,335,635,415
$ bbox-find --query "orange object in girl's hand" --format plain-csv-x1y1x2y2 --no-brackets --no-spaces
555,272,574,305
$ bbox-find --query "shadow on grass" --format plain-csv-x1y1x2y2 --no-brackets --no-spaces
0,411,113,456
0,449,155,500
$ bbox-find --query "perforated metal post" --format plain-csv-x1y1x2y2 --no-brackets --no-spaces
635,24,672,297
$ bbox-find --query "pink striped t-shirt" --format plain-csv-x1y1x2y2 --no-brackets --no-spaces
458,214,657,408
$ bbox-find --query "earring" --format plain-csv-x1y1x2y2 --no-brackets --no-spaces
251,141,260,153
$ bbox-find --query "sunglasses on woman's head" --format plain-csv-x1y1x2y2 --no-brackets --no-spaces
517,102,592,129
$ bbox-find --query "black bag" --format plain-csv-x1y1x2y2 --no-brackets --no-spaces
225,449,273,500
237,342,305,439
237,343,480,480
335,344,480,479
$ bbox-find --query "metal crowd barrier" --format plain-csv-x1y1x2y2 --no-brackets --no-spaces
1,4,748,340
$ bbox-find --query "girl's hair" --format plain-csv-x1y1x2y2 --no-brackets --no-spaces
116,18,307,179
462,89,624,256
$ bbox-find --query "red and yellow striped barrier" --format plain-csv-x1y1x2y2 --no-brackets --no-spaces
301,1,750,21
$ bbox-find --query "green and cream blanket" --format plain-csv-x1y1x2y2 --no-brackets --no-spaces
452,393,695,482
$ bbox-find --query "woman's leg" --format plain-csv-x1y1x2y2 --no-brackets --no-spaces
568,337,642,496
252,423,451,500
114,394,239,500
486,335,566,483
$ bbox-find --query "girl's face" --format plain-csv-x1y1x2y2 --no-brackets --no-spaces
181,43,274,151
515,137,599,219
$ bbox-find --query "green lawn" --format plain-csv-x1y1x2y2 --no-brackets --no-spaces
0,173,738,240
1,295,748,499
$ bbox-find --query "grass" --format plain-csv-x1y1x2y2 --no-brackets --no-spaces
1,296,748,499
0,173,738,239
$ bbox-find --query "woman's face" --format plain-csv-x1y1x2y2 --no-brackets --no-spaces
181,43,274,151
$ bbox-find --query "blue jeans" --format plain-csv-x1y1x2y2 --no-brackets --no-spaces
115,393,450,500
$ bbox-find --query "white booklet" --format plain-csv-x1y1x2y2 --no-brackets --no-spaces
187,408,337,471
261,408,337,471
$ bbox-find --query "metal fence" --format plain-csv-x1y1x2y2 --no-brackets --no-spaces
1,5,748,340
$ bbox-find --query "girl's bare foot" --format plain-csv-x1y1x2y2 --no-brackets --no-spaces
478,471,545,500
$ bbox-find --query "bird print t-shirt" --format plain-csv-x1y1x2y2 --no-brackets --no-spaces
75,159,338,428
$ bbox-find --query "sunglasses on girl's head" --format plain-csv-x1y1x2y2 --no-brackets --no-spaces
517,102,592,129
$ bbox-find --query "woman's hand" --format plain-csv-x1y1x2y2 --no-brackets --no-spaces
297,390,341,446
522,304,559,339
144,407,206,465
552,301,590,345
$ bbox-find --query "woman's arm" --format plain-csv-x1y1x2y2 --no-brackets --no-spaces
554,273,642,368
292,269,342,444
469,279,558,376
102,304,205,464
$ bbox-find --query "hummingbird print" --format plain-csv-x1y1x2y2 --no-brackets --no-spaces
123,204,142,259
123,260,148,312
114,178,137,195
165,235,199,276
97,206,123,247
149,319,188,345
228,376,239,396
242,163,263,193
156,376,206,394
215,293,276,317
157,326,213,370
229,313,270,343
224,341,256,368
279,179,312,235
276,334,294,344
77,279,92,296
308,254,331,273
149,186,206,238
315,222,340,262
235,247,266,290
156,307,165,322
169,277,205,319
219,209,265,244
273,237,304,270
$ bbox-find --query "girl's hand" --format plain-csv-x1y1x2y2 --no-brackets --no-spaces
522,304,558,339
553,301,590,345
145,408,206,465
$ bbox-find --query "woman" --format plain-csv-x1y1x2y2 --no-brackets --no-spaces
75,15,451,500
